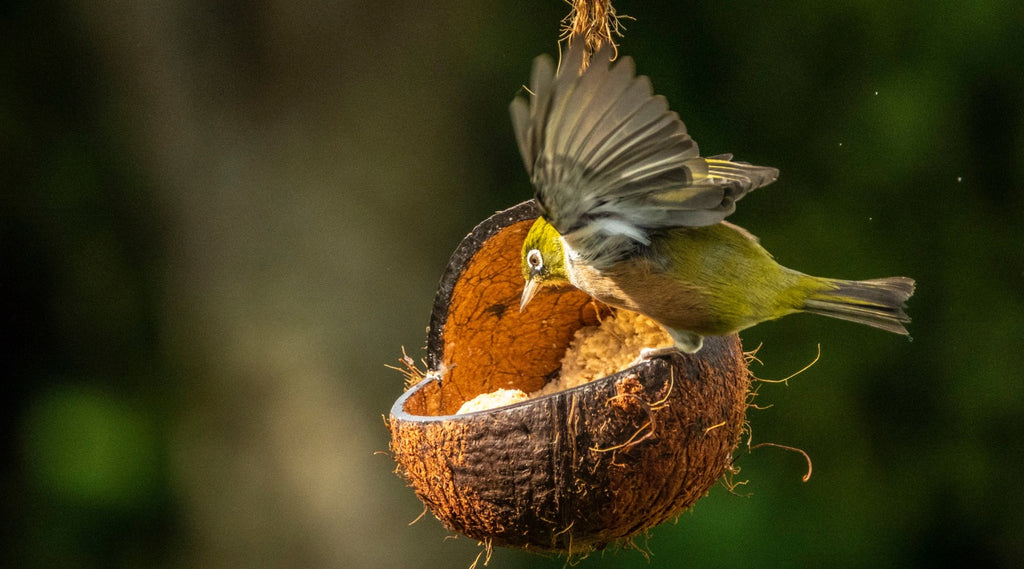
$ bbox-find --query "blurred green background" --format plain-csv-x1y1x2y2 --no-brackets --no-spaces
3,1,1022,568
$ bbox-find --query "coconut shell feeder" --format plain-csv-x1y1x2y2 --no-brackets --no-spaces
388,200,752,554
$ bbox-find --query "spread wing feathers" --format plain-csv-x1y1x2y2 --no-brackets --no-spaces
510,43,778,266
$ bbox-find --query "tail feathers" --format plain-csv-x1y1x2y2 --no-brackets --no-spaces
802,277,916,335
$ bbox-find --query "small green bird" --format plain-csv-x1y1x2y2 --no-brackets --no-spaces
511,44,915,355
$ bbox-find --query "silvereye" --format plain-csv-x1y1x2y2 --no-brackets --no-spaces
511,44,915,355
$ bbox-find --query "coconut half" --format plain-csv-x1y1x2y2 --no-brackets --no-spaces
388,201,750,553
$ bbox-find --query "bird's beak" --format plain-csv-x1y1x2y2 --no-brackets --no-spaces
520,279,540,312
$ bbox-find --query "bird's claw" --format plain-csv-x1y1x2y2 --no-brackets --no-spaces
630,346,680,367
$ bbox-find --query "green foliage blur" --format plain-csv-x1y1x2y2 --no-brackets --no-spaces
3,1,1021,568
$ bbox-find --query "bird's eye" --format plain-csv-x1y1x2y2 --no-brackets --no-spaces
527,249,543,271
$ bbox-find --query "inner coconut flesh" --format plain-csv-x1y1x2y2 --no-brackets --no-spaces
457,309,674,414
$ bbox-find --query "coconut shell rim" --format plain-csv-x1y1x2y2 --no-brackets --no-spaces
390,355,668,423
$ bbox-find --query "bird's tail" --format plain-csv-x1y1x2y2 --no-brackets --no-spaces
801,277,916,335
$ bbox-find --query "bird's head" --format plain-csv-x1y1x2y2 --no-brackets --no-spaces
520,217,570,311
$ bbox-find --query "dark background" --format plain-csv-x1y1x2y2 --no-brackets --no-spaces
3,1,1022,568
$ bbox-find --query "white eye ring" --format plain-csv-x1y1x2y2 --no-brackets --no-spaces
526,249,543,270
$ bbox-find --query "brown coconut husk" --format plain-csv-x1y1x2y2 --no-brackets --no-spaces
388,200,750,553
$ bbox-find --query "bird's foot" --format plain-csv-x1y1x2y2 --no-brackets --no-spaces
667,330,704,354
629,331,704,366
630,346,680,366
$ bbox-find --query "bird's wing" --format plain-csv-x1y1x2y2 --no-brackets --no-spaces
509,43,778,266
